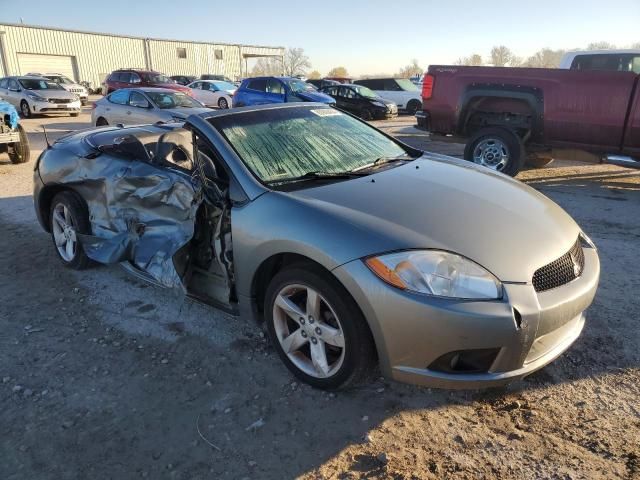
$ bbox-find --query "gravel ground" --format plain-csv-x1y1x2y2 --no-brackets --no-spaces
0,102,639,479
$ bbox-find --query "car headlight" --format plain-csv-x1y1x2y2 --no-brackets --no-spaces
365,250,502,299
26,91,43,101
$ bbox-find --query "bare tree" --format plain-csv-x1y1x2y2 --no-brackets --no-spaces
522,48,566,68
587,41,616,50
490,46,517,66
327,66,349,77
251,57,283,76
307,70,322,79
631,42,640,49
283,47,311,77
397,59,423,78
454,54,483,66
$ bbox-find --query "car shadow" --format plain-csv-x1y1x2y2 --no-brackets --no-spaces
1,189,638,479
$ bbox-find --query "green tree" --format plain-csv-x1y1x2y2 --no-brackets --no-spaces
327,66,349,77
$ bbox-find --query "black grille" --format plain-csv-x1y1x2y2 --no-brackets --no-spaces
532,239,584,292
48,98,72,104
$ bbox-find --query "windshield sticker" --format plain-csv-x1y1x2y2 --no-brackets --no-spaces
310,109,343,117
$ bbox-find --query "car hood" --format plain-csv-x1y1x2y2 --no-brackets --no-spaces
25,89,78,100
287,154,581,282
297,90,335,104
164,107,212,118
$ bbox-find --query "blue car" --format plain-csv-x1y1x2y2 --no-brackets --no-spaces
232,76,335,107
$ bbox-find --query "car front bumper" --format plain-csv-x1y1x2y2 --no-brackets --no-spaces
29,98,82,114
332,246,600,389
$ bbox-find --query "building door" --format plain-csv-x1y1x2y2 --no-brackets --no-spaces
17,53,78,81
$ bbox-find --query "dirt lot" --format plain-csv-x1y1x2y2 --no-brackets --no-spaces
1,102,639,480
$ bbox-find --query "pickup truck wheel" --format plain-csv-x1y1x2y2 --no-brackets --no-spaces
464,127,525,176
7,125,30,164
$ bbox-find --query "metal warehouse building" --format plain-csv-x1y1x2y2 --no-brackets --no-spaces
0,23,284,87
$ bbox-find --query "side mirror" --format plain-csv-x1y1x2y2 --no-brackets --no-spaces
131,99,151,109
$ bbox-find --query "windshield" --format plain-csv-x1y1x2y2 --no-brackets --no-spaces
396,78,419,91
212,80,236,91
46,75,74,85
19,79,64,90
145,91,202,109
287,79,315,93
211,107,409,184
353,85,380,99
142,72,172,84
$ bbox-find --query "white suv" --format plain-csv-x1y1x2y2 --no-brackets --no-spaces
354,78,422,114
28,73,88,105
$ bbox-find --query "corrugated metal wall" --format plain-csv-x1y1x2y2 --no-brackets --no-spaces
0,23,284,86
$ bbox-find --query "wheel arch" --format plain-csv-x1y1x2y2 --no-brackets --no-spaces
37,185,87,232
457,85,544,143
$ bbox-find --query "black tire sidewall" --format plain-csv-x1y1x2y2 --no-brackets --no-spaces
264,266,374,390
20,101,31,118
96,117,108,126
218,98,228,109
8,125,30,164
464,127,525,177
407,100,421,115
49,191,92,270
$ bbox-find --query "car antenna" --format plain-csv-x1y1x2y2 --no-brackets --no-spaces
42,125,51,149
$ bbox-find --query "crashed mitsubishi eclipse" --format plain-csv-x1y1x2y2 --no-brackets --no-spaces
33,103,600,389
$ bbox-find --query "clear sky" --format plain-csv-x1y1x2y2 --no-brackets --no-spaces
1,0,638,76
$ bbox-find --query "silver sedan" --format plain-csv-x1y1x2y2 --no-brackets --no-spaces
91,87,212,126
34,103,599,390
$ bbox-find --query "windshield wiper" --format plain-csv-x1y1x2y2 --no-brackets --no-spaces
351,154,416,172
268,170,369,185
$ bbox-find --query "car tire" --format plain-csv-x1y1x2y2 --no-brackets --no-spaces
20,100,31,118
81,99,88,106
360,108,373,121
7,125,30,164
70,113,80,117
265,265,376,390
49,191,93,270
218,97,229,109
95,117,108,126
464,127,525,177
406,99,422,115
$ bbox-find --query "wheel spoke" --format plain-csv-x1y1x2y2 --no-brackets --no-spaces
275,294,305,322
306,288,320,320
319,323,345,348
281,329,308,353
310,340,330,376
53,210,66,228
54,230,66,247
66,239,74,259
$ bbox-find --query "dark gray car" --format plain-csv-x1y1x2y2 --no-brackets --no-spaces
33,104,600,389
92,87,212,126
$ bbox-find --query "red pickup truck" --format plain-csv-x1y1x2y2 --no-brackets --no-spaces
416,65,640,175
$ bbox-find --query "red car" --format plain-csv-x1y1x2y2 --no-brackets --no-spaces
102,69,192,96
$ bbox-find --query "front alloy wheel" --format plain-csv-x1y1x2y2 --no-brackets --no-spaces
273,284,346,378
20,100,31,118
49,191,92,270
265,266,376,389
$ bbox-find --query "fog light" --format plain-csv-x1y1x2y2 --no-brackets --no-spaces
428,348,500,374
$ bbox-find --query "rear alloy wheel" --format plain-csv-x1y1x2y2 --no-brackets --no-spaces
464,127,525,177
265,266,375,389
49,191,92,270
7,125,30,164
20,100,31,118
218,97,229,109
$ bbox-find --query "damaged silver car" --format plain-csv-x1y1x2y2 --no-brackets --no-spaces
34,103,600,389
